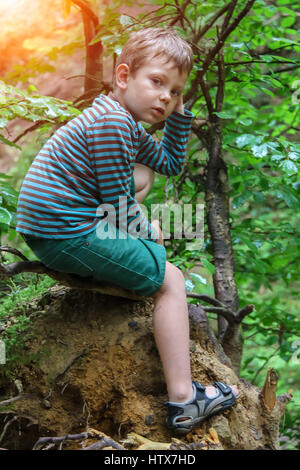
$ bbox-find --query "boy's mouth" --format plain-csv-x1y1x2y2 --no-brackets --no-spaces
152,107,165,117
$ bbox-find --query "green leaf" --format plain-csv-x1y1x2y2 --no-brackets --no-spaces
237,233,259,254
252,191,265,203
239,118,253,126
280,16,296,28
119,15,134,26
288,152,299,161
252,143,268,158
0,118,8,128
185,279,195,292
0,207,12,225
276,189,299,208
200,258,216,275
0,183,19,208
230,42,245,48
190,273,207,285
236,134,257,148
0,134,21,150
260,87,275,97
27,84,38,94
251,257,268,274
232,190,252,209
185,178,195,189
215,111,235,119
279,160,298,174
271,154,285,162
10,104,27,117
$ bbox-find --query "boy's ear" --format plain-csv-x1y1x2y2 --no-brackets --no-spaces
115,64,130,90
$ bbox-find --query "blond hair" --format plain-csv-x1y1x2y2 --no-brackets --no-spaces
114,28,193,84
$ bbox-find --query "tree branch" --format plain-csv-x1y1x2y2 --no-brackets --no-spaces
187,292,253,324
0,245,29,261
225,60,300,66
237,304,255,322
13,120,49,143
201,306,238,324
0,250,146,302
193,2,232,43
187,292,227,308
32,431,124,451
215,44,225,114
0,246,254,327
71,0,98,26
201,0,256,76
199,74,214,119
0,394,36,407
221,0,237,35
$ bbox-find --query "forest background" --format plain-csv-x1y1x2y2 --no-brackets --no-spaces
0,0,299,449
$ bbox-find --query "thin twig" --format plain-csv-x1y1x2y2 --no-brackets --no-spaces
225,60,300,66
186,292,227,308
252,348,280,385
0,246,29,261
215,46,225,114
84,437,124,450
194,3,231,43
33,431,125,450
33,432,89,450
221,0,237,35
13,120,50,143
199,75,214,119
201,306,237,324
0,394,35,407
201,0,256,76
0,416,18,446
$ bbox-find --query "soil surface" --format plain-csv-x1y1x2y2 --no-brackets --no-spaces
0,284,287,451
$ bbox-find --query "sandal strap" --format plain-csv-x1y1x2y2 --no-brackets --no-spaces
192,381,206,393
214,381,232,395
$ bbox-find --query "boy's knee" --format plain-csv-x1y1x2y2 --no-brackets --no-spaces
134,163,154,201
154,262,185,296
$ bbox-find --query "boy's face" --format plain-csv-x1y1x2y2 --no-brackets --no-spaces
115,56,188,124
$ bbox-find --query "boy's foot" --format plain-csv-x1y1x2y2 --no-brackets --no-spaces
165,381,240,435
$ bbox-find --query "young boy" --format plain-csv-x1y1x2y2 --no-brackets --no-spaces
16,28,238,434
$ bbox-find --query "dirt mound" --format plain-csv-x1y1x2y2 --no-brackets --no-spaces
0,285,290,450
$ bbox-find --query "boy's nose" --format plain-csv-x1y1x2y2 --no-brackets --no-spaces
160,90,171,103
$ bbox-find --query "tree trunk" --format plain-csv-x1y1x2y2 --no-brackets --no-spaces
81,9,103,94
0,286,291,450
72,0,103,94
205,121,242,374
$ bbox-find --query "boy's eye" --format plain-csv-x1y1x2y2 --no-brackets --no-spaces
151,78,162,86
171,90,180,97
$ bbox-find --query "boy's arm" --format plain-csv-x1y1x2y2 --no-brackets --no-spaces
136,102,193,175
86,114,158,242
174,94,185,115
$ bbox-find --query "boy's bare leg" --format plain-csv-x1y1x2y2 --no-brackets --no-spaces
133,163,154,203
153,262,194,402
153,262,239,403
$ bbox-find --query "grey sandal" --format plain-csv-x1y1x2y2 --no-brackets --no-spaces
165,381,238,435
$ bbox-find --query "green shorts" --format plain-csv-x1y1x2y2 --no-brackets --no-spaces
22,179,166,296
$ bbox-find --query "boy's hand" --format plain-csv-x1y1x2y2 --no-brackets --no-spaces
174,94,185,115
152,219,164,245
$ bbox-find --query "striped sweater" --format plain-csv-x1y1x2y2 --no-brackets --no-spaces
16,93,193,241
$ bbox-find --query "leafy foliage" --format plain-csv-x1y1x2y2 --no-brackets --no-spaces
0,80,81,149
0,173,18,236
